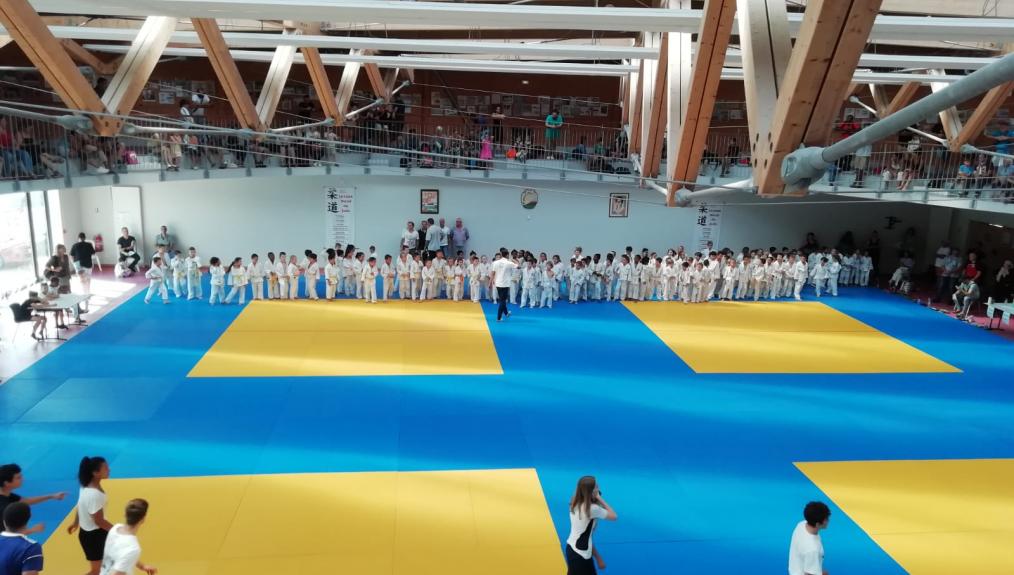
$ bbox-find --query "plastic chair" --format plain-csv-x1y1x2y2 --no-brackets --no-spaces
8,302,33,341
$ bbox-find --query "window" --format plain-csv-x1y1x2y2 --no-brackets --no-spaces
0,193,34,299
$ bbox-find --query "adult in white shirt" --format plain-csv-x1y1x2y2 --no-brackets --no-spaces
565,476,617,575
401,221,418,252
438,218,451,258
100,499,156,575
489,249,517,322
788,501,830,575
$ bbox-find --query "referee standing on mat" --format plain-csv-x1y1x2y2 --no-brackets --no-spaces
490,248,517,322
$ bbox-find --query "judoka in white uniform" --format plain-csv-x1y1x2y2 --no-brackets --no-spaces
361,256,379,303
324,255,340,300
185,247,203,300
144,256,170,304
419,260,436,300
287,255,300,300
248,254,265,300
304,255,320,300
208,258,225,305
224,257,248,304
381,255,395,301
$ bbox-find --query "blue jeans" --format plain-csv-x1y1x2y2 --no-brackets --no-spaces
2,149,33,177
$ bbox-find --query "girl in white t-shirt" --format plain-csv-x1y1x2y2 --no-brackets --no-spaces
68,456,113,575
565,476,617,575
100,498,156,575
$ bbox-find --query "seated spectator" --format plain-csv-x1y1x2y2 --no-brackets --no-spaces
15,292,47,340
889,252,915,291
952,278,980,318
571,138,588,160
995,260,1013,302
956,157,975,194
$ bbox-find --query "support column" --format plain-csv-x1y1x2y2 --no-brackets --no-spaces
737,0,790,171
335,51,364,125
642,34,669,178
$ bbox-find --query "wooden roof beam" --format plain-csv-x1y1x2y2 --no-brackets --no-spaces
666,0,737,206
302,46,340,121
60,39,119,75
101,16,175,117
192,17,262,130
255,29,298,127
884,81,920,117
0,0,117,134
754,0,883,196
628,59,644,155
334,51,364,126
641,33,669,179
736,0,790,184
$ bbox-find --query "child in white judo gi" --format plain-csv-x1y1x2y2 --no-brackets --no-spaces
752,257,766,302
468,256,483,303
361,256,379,303
208,257,225,305
276,252,289,300
569,261,586,304
719,258,737,300
814,257,830,297
451,258,465,302
248,253,265,300
287,255,301,300
540,264,555,309
144,256,170,304
224,257,248,305
419,259,436,300
859,251,873,287
828,255,842,297
409,253,422,300
520,259,539,308
792,255,808,300
397,253,412,299
304,253,320,300
185,246,203,300
325,254,340,300
170,251,185,298
381,255,395,301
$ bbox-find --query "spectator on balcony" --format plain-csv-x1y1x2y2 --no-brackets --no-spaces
81,137,111,175
161,133,182,171
179,100,193,124
721,138,740,177
545,110,563,159
994,260,1013,302
479,132,493,168
571,138,588,161
0,120,35,179
491,105,505,148
191,90,210,124
834,114,861,172
956,157,975,194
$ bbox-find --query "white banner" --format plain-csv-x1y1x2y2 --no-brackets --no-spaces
324,186,355,248
692,204,724,253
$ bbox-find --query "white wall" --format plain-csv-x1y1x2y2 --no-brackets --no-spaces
59,175,939,268
61,186,144,265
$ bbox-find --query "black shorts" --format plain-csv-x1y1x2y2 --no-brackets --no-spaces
566,545,596,575
79,527,108,561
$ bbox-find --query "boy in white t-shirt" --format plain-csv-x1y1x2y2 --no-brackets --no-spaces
788,501,830,575
100,498,156,575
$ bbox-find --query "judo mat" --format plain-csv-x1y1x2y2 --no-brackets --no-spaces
189,300,503,377
2,280,1011,575
623,301,960,373
796,459,1014,575
40,469,563,575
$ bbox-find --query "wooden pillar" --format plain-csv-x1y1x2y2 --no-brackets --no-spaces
101,16,176,117
193,17,262,130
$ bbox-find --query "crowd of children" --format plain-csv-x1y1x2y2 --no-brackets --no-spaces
141,241,874,308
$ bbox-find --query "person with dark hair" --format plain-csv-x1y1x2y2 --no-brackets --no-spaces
70,233,96,298
0,464,65,534
789,501,831,575
490,249,517,322
0,502,43,575
565,476,617,575
99,499,156,575
68,457,112,575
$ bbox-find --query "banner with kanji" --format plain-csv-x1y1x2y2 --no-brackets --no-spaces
692,204,724,253
324,186,355,248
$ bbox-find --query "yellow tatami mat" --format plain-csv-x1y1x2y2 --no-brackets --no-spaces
796,459,1014,575
623,301,959,373
189,300,503,377
43,469,564,575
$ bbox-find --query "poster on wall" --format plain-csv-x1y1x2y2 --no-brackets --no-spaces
420,189,440,214
608,193,629,218
324,186,355,248
692,204,724,252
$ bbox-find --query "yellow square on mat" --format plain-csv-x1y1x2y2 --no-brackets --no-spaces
188,300,503,377
623,301,959,374
796,459,1014,575
42,469,564,575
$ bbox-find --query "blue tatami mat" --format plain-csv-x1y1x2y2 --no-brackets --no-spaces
1,283,1012,575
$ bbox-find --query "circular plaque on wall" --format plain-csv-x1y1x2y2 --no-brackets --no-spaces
521,188,539,209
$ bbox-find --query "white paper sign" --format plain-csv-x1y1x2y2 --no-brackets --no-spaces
1003,311,1011,325
692,204,724,253
324,186,355,248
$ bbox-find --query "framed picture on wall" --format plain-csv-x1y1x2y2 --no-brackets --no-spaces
420,189,440,214
609,193,629,218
